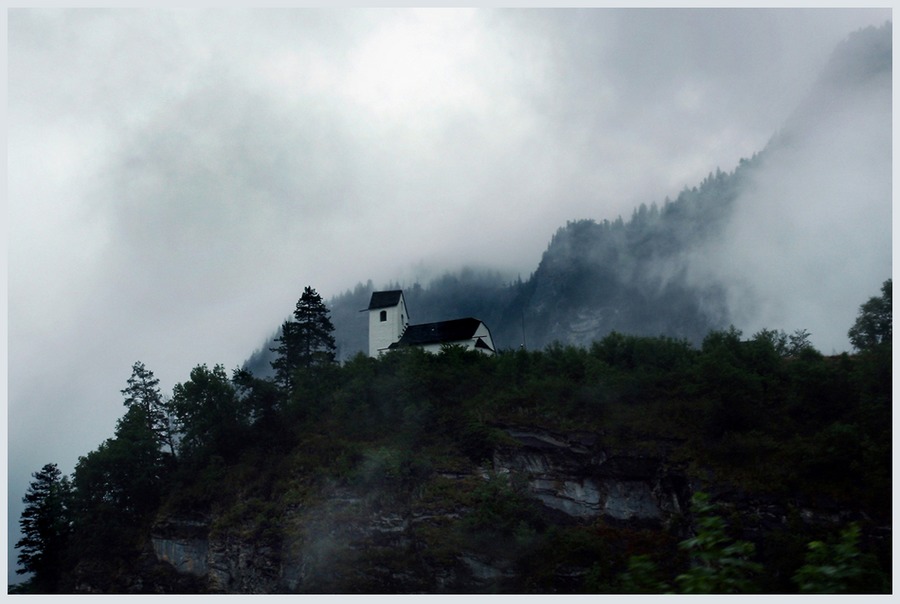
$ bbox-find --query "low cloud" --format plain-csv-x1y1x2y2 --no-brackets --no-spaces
7,8,891,580
687,31,892,352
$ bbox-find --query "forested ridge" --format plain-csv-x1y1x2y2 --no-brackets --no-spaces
13,281,892,593
13,22,891,594
235,22,892,369
245,162,752,373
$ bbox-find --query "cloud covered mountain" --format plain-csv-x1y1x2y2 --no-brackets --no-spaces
245,21,891,371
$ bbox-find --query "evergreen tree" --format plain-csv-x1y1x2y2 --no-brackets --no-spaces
121,361,175,456
16,463,72,592
70,405,167,554
271,286,337,392
66,367,177,568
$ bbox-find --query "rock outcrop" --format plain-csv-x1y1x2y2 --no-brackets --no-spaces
492,426,690,524
147,425,695,593
143,423,877,593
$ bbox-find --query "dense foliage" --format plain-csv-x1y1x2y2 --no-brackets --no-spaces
14,280,891,594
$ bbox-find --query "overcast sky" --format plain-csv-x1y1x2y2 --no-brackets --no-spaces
6,7,892,580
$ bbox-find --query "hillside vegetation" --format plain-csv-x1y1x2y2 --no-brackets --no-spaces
13,281,891,593
14,23,891,594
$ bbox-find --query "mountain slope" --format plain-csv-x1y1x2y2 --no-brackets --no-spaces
243,21,890,366
17,24,891,595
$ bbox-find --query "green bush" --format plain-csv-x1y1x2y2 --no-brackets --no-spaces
793,523,890,593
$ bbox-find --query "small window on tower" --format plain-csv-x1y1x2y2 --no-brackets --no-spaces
380,310,387,322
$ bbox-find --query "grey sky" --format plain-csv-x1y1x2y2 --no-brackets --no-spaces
6,7,891,580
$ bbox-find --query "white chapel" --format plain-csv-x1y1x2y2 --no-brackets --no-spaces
365,290,496,357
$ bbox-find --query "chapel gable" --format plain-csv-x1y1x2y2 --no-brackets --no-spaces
365,289,495,357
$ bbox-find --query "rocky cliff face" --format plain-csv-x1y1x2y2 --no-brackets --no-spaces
492,427,690,523
141,423,876,593
145,425,693,593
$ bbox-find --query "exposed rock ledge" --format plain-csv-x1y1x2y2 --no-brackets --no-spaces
146,424,873,593
492,424,689,523
148,424,694,592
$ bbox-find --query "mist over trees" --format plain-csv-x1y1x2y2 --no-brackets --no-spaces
243,22,896,369
13,277,892,593
12,21,892,595
257,160,756,367
295,22,888,362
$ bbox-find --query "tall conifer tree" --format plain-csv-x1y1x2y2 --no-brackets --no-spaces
121,361,175,456
16,463,71,591
271,286,337,392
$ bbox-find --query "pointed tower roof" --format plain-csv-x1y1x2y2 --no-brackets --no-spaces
366,290,404,311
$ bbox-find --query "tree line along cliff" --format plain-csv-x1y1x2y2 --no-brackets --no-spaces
14,24,892,593
13,281,891,593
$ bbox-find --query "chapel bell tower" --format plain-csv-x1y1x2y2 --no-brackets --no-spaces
366,290,409,357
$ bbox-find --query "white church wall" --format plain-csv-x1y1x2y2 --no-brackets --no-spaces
368,294,409,356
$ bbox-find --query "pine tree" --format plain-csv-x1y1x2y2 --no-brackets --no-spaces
68,404,171,567
121,361,175,456
16,463,72,591
271,286,337,392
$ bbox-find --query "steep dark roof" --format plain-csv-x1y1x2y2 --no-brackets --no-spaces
390,317,490,349
367,290,403,310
